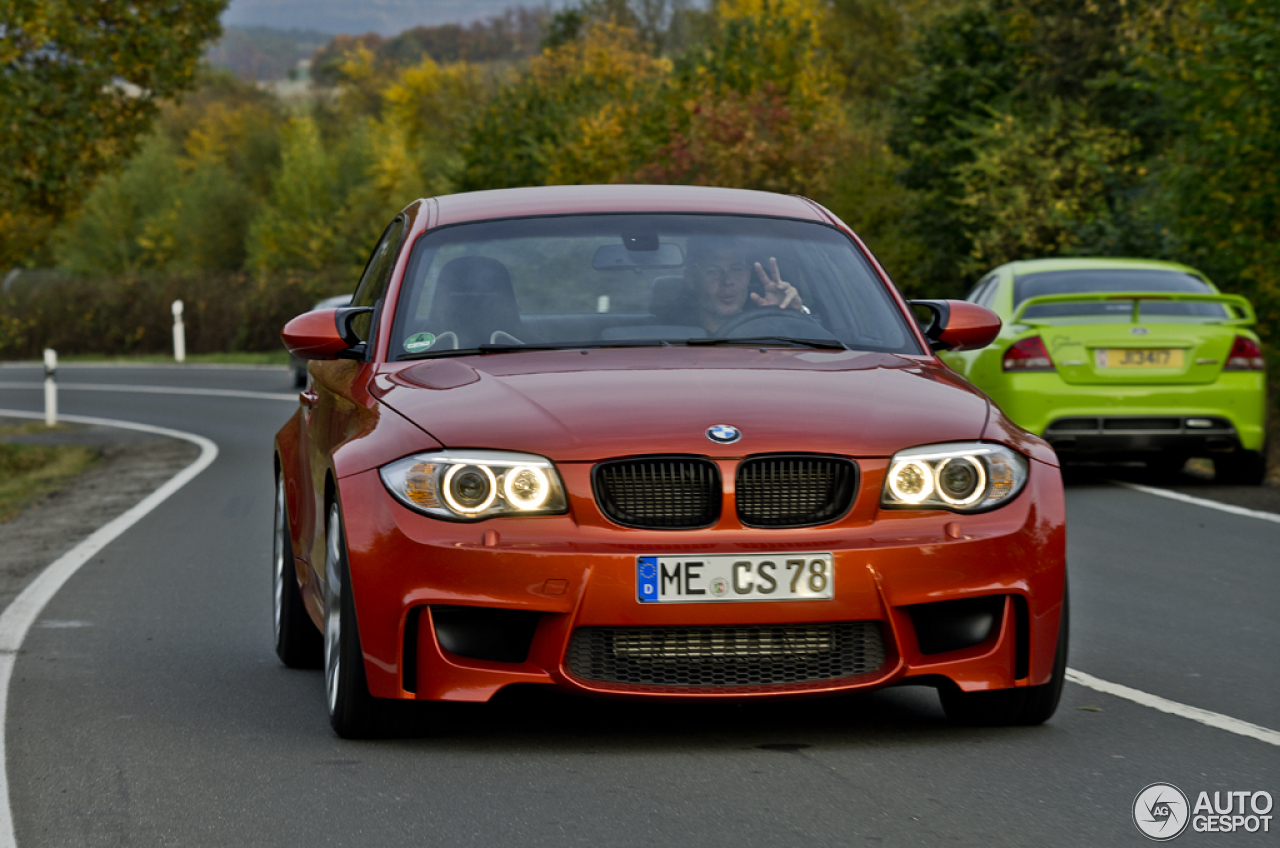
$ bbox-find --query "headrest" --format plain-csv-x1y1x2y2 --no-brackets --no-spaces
650,274,693,320
434,256,513,299
424,256,523,347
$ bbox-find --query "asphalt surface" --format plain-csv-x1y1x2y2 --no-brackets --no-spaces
0,364,1276,847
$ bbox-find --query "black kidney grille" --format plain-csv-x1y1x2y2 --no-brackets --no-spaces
566,622,884,687
593,457,721,529
736,455,857,527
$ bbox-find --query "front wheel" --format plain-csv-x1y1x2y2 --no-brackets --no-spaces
939,589,1069,726
324,501,391,738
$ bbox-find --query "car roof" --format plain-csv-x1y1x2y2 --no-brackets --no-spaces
1001,257,1206,278
427,185,829,228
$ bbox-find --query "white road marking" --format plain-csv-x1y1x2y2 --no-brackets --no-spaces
1067,668,1280,746
0,409,218,848
1112,480,1280,525
0,381,295,402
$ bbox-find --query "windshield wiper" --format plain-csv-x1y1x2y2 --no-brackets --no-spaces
478,340,674,353
686,336,848,350
399,340,677,360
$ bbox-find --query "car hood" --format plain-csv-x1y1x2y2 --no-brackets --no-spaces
372,348,991,463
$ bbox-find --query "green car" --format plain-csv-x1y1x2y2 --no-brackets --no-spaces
940,258,1268,484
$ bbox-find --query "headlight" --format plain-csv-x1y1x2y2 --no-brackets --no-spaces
881,442,1028,513
380,450,568,521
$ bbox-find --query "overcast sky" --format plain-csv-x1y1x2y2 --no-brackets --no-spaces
221,0,567,35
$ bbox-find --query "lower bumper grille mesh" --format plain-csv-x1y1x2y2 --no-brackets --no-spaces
566,622,884,687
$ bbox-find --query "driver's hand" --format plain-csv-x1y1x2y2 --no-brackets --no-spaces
751,257,804,311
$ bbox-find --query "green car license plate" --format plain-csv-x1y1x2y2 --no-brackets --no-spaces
1095,348,1185,368
637,554,834,603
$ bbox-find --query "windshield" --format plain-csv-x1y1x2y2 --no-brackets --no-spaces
388,214,920,358
1014,269,1225,320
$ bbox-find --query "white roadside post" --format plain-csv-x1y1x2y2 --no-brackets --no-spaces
171,299,186,363
43,348,57,427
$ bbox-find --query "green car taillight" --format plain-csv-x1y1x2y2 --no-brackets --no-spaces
1224,336,1265,371
1002,337,1055,371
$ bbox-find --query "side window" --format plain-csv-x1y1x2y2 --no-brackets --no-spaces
976,273,1001,308
966,274,996,304
350,217,406,342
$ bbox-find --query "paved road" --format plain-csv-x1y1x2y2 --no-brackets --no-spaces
0,365,1276,847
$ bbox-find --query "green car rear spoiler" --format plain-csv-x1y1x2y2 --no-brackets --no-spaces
1010,291,1256,327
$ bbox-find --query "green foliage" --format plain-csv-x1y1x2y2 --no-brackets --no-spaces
460,22,669,190
246,117,345,273
1132,0,1280,344
888,0,1160,295
52,72,284,276
53,134,183,275
951,103,1138,274
462,1,845,195
0,0,227,267
822,0,949,104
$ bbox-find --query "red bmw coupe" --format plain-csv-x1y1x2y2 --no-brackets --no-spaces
274,185,1068,738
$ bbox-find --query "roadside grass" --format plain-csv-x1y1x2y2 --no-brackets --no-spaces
0,424,99,522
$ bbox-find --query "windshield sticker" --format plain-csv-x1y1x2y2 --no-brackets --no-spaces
404,332,437,353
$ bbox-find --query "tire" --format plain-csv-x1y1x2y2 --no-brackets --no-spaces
273,476,322,668
1213,446,1267,486
939,588,1069,727
324,501,393,738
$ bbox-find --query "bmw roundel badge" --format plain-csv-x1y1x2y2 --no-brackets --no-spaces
706,424,742,444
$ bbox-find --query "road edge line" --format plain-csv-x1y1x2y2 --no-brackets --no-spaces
1066,668,1280,747
1111,480,1280,525
0,409,219,848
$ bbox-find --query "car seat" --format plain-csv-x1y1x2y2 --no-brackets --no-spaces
423,256,528,348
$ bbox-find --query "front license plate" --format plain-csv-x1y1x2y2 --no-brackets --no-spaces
1095,348,1185,368
637,554,834,603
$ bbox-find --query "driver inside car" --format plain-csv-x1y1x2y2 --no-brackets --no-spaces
685,236,807,334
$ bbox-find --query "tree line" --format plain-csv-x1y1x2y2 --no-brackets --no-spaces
2,0,1277,364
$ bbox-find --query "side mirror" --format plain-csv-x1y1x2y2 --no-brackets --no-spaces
282,306,373,361
909,299,1002,352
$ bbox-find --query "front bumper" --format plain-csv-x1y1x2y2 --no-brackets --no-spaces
331,457,1066,703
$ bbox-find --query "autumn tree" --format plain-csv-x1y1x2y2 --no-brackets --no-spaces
53,72,284,275
889,0,1162,293
1127,0,1280,345
460,22,670,190
0,0,227,267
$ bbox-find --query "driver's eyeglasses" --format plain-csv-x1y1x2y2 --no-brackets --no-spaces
697,263,749,284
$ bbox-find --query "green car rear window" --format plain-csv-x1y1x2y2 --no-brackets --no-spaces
1014,269,1224,319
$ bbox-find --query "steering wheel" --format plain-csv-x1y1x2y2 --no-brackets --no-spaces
713,307,826,339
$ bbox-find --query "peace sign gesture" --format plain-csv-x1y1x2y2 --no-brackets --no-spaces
750,257,805,312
